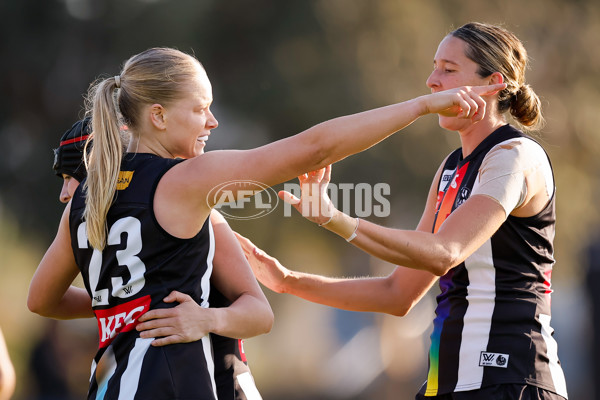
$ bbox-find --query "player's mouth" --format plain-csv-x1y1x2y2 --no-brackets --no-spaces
197,135,209,142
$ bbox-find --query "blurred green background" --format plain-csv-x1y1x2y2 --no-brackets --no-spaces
1,0,599,399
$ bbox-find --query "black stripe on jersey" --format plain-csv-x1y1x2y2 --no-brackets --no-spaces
438,266,469,391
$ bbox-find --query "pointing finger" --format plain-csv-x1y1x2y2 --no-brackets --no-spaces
473,83,507,96
278,190,300,205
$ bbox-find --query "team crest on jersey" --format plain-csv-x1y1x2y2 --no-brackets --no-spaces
479,351,509,368
94,295,151,348
117,171,134,190
455,187,471,208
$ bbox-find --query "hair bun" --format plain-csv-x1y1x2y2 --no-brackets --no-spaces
510,84,544,129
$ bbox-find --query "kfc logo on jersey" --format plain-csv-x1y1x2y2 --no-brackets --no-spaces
95,295,151,348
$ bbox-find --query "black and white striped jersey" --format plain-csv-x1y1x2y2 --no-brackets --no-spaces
420,125,568,398
70,153,217,400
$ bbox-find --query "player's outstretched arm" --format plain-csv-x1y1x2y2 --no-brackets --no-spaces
235,232,438,316
170,84,507,211
280,152,506,276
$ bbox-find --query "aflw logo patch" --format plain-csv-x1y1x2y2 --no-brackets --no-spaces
479,351,509,368
94,295,151,348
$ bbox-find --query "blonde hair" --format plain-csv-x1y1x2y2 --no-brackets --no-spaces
83,47,203,249
450,22,544,130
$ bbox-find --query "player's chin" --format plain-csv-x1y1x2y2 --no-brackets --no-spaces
187,143,205,158
438,116,469,132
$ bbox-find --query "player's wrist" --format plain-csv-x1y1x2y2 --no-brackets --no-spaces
413,95,431,117
316,205,337,226
321,211,359,241
278,269,295,295
206,307,225,337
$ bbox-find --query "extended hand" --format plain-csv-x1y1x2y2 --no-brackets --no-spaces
421,83,507,121
136,291,212,346
278,164,337,225
234,232,289,294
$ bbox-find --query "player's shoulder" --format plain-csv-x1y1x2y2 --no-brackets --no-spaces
486,136,549,170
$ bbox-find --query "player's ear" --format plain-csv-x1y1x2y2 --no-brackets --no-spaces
488,72,503,85
149,104,167,130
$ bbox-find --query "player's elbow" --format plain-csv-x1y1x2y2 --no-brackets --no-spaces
27,294,44,315
27,291,51,317
380,276,416,317
246,298,274,336
245,308,273,338
428,260,453,277
387,296,421,317
426,244,461,276
258,306,274,335
388,304,411,317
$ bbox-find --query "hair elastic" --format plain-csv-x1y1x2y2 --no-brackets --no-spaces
114,75,121,88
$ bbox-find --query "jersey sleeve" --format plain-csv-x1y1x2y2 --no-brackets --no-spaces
471,138,554,217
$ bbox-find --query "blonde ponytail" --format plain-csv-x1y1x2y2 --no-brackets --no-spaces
83,76,124,250
81,48,203,249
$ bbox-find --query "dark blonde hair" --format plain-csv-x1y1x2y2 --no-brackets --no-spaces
450,22,543,130
83,47,203,249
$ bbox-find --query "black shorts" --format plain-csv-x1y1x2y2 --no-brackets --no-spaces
415,384,567,400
